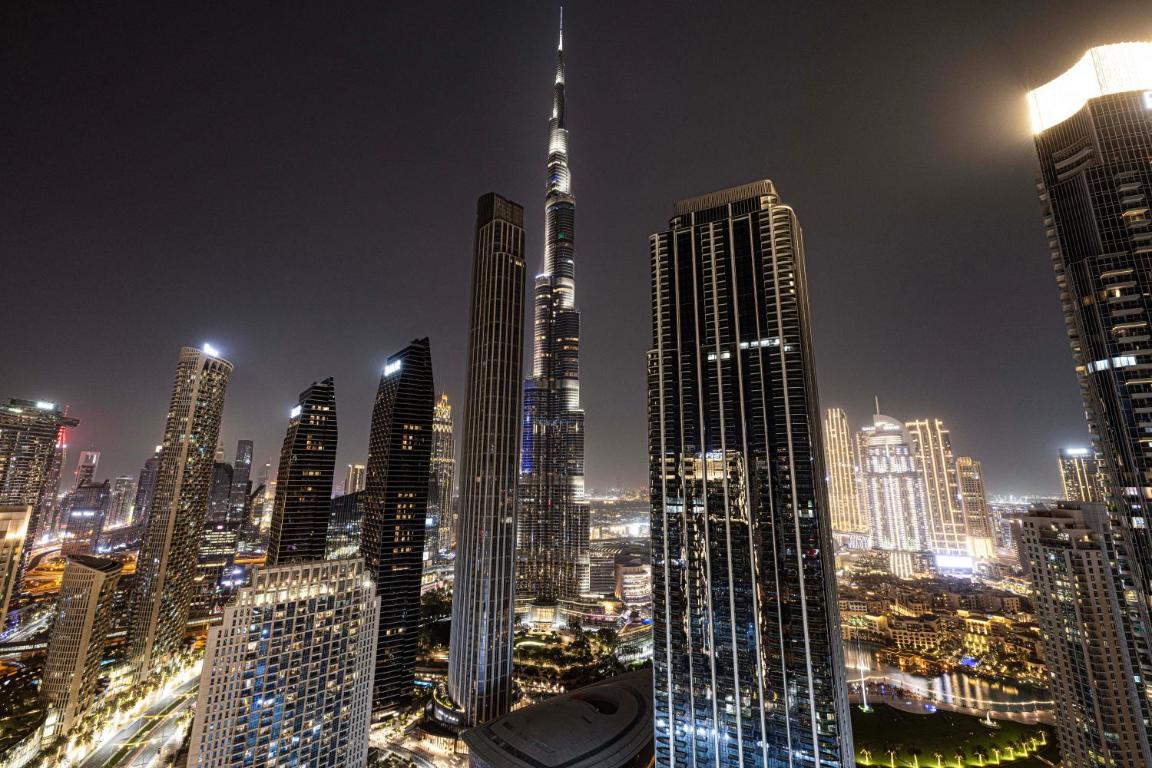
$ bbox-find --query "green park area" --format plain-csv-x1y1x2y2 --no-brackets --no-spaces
851,705,1059,768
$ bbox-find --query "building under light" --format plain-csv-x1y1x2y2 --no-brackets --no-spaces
859,413,929,575
127,345,232,681
41,554,122,740
1018,503,1152,766
955,456,995,559
1029,41,1152,748
648,180,853,766
1057,447,1104,503
824,407,868,537
0,506,31,622
188,558,377,768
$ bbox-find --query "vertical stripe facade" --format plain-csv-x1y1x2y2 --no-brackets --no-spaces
448,193,526,725
648,181,852,767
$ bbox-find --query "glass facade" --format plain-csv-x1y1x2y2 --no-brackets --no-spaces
448,193,526,726
188,558,377,768
361,340,434,712
519,16,589,609
128,346,232,681
1031,43,1152,760
267,378,338,565
648,180,852,767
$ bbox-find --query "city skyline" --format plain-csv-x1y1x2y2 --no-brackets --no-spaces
5,3,1151,497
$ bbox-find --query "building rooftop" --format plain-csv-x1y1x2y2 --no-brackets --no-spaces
672,179,777,216
462,670,653,768
1027,42,1152,133
66,554,123,574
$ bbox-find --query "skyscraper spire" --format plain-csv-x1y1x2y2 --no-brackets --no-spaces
519,9,588,616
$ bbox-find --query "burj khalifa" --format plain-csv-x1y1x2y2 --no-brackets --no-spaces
519,11,589,615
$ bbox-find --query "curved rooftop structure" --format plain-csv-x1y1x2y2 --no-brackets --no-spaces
462,670,654,768
1027,42,1152,133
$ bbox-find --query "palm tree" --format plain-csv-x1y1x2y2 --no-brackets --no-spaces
953,747,966,768
887,745,900,768
991,746,1001,764
860,748,873,765
908,747,923,768
934,752,945,768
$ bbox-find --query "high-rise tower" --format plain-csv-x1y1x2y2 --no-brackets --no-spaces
361,341,434,712
1029,42,1152,752
519,12,589,611
428,394,455,558
128,345,232,681
823,407,867,534
906,418,968,558
1058,447,1104,502
860,414,928,558
0,399,79,556
267,378,338,565
448,193,526,726
648,180,853,767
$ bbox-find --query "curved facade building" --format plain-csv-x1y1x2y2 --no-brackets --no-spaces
463,670,653,768
519,12,589,610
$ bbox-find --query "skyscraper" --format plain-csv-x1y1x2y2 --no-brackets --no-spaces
188,558,377,768
648,180,853,767
1018,503,1152,766
956,456,995,558
267,378,338,566
823,407,867,535
61,480,109,555
343,463,366,496
1029,42,1152,737
448,193,526,726
229,439,254,526
859,413,929,569
41,554,122,740
1058,447,1104,503
72,451,100,490
193,461,237,617
428,393,455,558
361,341,433,712
0,506,31,623
0,399,79,553
128,345,232,681
131,446,162,532
325,490,362,560
34,426,67,540
906,418,968,559
519,14,589,613
104,476,137,529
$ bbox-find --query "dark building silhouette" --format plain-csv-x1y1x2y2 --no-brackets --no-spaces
648,180,852,766
1028,42,1152,765
361,341,433,712
267,378,338,565
447,193,526,726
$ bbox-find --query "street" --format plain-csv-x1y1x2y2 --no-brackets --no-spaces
77,678,197,768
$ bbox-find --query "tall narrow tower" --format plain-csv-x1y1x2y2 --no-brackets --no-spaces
428,394,456,558
361,341,434,713
128,345,232,681
519,10,589,612
266,378,338,566
448,193,526,726
1029,43,1152,755
648,180,853,766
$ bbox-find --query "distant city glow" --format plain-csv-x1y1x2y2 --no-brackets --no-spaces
202,342,221,357
1027,42,1152,133
384,360,402,377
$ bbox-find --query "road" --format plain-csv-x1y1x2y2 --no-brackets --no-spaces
77,678,197,768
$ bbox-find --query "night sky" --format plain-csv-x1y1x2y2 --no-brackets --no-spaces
3,2,1150,496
